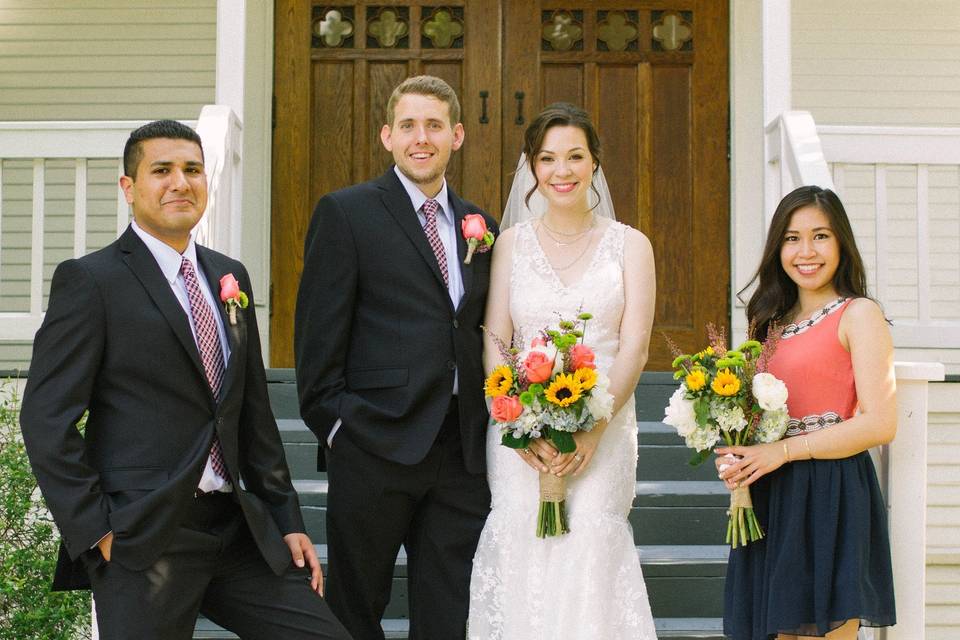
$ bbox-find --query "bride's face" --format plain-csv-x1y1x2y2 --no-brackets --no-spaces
533,125,595,211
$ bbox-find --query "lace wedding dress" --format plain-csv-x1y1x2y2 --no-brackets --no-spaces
468,219,657,640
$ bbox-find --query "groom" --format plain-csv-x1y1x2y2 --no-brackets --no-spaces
295,76,498,639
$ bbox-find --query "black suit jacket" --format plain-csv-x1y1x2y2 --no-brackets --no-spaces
295,168,498,474
20,227,304,590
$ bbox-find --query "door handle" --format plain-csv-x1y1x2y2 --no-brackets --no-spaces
514,91,525,125
479,90,489,124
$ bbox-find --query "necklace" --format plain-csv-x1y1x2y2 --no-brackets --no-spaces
540,225,595,271
539,214,595,248
540,213,594,236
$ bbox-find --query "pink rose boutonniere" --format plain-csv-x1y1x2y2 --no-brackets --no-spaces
219,273,249,326
461,213,495,264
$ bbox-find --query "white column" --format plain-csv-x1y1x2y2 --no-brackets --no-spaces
762,0,791,126
885,361,944,640
216,0,246,121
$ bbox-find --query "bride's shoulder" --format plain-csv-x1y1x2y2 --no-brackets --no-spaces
620,225,654,263
491,223,521,257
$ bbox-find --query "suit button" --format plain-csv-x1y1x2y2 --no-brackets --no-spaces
453,319,459,329
447,361,456,370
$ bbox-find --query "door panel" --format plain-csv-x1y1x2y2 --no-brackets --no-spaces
272,1,727,369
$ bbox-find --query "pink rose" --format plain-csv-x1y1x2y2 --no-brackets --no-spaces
523,351,555,384
461,214,488,240
490,395,523,423
570,344,596,370
219,273,240,302
530,336,547,348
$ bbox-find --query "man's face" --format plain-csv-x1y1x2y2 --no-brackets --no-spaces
380,93,464,197
120,138,207,252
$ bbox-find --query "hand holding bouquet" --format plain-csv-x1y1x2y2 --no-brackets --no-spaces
663,324,789,548
484,313,614,538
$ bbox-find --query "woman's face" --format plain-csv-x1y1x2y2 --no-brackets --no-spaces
533,125,595,211
779,205,841,297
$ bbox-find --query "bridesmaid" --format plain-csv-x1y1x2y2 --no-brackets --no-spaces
717,186,897,639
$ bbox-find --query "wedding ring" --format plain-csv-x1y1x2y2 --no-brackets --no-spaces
574,453,583,462
521,448,530,455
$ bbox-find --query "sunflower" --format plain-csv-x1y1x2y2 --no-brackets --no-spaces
684,369,707,392
711,368,741,396
573,367,597,391
544,373,583,407
484,365,513,397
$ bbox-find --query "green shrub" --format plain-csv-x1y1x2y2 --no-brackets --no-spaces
0,381,90,640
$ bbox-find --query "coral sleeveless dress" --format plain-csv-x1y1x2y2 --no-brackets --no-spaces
723,297,896,638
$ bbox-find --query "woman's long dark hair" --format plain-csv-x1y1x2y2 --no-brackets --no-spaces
739,186,870,341
522,102,602,208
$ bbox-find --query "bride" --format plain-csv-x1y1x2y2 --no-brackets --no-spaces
468,103,658,639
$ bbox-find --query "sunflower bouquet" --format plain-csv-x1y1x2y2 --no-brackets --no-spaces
662,324,789,548
484,312,614,538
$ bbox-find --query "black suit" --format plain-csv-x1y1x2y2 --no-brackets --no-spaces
21,227,349,640
296,168,497,639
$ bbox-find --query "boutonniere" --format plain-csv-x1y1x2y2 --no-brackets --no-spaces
461,214,495,264
219,273,249,326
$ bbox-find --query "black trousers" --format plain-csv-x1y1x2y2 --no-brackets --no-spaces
325,402,491,640
84,492,352,640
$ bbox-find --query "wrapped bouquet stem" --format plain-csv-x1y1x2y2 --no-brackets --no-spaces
537,471,568,537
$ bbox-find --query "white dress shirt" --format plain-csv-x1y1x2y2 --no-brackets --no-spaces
131,220,232,493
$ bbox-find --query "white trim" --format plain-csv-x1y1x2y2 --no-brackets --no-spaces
818,126,960,165
31,160,45,316
874,164,888,305
761,0,791,126
916,165,930,325
0,120,198,159
74,159,87,259
216,0,247,121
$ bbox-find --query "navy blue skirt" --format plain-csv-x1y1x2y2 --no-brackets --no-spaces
723,451,896,638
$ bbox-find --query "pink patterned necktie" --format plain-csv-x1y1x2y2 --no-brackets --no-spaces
421,199,449,286
180,257,228,479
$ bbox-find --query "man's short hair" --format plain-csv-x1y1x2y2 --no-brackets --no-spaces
386,75,461,126
123,120,203,178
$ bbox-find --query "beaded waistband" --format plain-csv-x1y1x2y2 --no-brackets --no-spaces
785,411,843,437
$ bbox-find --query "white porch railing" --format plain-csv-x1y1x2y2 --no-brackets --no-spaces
0,108,241,343
766,112,960,351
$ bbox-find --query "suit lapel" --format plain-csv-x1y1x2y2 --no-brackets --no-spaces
377,169,449,293
118,227,207,386
196,246,243,400
449,189,473,314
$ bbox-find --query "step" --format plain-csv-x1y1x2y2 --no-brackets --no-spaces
295,479,732,546
195,616,725,640
278,419,720,483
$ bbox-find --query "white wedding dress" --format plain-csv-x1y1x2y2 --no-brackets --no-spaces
468,219,657,640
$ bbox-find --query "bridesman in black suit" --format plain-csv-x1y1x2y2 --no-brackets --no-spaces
295,76,499,640
20,120,351,640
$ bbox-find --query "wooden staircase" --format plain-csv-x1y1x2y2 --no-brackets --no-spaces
194,371,728,639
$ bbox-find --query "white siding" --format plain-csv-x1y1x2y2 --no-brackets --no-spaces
793,0,960,126
927,381,960,637
0,0,216,121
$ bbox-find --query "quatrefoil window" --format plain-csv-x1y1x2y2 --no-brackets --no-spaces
542,11,583,52
652,12,693,51
368,8,409,48
597,11,638,51
314,9,354,48
423,8,464,48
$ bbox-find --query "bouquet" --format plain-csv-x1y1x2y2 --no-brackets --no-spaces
662,324,789,548
484,313,614,537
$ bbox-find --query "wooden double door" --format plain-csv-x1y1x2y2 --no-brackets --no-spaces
272,0,729,369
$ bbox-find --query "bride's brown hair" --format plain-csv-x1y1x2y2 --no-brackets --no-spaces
522,102,602,209
739,185,872,341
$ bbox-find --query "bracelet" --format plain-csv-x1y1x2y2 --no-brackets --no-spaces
802,435,813,459
782,440,791,463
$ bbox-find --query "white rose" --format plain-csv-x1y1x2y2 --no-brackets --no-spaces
752,372,788,411
663,386,697,437
586,387,614,422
